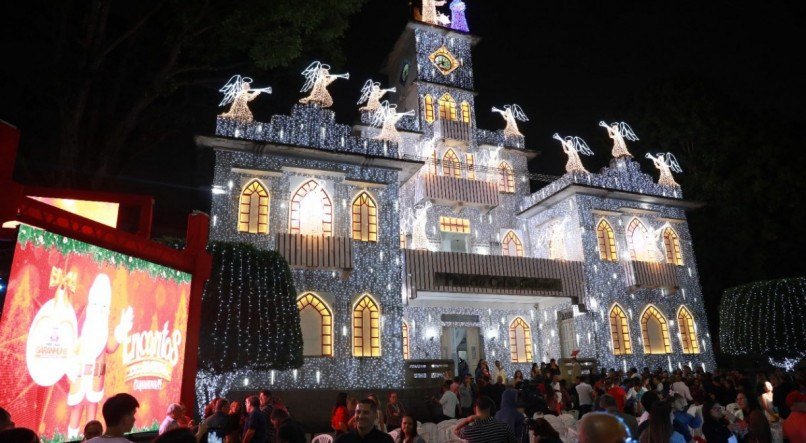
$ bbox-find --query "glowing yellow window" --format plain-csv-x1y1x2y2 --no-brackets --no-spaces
677,306,700,354
402,321,410,359
439,216,470,233
626,218,650,261
297,292,333,357
289,180,333,236
351,191,378,242
460,101,471,123
465,153,476,180
498,161,515,193
238,179,270,234
663,227,684,265
509,317,533,363
609,304,632,355
438,93,458,121
501,230,524,257
424,94,435,124
597,219,618,261
641,305,672,354
353,294,381,357
442,149,462,178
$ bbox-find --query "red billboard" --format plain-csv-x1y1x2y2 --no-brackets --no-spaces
0,224,192,442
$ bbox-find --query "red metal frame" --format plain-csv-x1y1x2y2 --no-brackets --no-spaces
0,121,211,411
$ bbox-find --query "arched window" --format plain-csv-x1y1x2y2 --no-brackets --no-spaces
465,153,476,180
597,219,618,261
677,306,700,354
424,94,435,124
402,321,410,359
663,227,684,265
498,161,515,193
609,304,632,355
353,294,381,357
438,93,458,121
442,149,462,178
509,317,534,363
626,218,651,261
501,230,524,257
460,101,471,123
351,191,378,242
238,179,270,234
289,180,333,236
641,305,672,354
297,292,333,357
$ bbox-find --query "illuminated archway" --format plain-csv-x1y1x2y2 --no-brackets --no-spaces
626,218,651,261
498,161,515,193
351,191,378,242
296,292,333,357
509,317,533,363
677,306,700,354
640,305,671,354
238,179,270,234
289,180,333,236
438,93,457,121
609,303,632,355
442,149,462,178
501,230,524,257
460,101,471,123
663,227,684,265
353,294,381,357
597,219,618,261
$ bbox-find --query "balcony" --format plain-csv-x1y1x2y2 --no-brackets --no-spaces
403,249,584,302
623,261,679,292
415,174,499,210
435,119,472,146
276,233,353,271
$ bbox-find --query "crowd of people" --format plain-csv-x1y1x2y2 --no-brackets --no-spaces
1,361,805,443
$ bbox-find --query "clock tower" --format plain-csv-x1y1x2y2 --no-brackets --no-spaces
382,19,481,135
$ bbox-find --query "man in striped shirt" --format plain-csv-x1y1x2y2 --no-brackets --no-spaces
454,396,517,443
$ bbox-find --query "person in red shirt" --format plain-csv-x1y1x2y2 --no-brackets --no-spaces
605,378,627,412
331,392,350,436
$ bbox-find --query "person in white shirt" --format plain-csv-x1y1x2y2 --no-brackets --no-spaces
159,403,183,435
575,376,594,417
493,360,508,385
438,383,460,420
85,393,139,443
671,375,693,402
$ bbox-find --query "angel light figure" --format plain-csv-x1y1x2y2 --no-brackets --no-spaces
372,101,415,144
299,61,349,108
492,105,528,138
218,75,272,123
599,120,639,158
420,0,447,26
646,152,683,187
553,133,594,174
358,80,396,112
408,201,433,251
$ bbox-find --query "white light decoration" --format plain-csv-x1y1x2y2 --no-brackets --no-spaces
553,133,594,174
645,152,683,187
492,105,528,138
299,61,349,108
371,101,415,145
599,120,639,158
218,75,272,123
419,0,448,26
358,80,396,112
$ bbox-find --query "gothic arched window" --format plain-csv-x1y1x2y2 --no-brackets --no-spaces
297,292,333,357
626,218,651,261
609,304,632,355
238,179,270,234
677,306,700,354
442,149,462,178
424,94,435,123
509,317,534,363
351,191,378,242
438,93,458,121
353,294,381,357
663,227,684,265
498,161,515,193
289,180,333,236
597,219,618,261
641,305,672,354
501,230,524,257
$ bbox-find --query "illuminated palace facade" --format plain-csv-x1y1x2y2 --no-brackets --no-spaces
199,19,715,392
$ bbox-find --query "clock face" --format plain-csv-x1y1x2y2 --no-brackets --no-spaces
428,45,460,76
400,61,410,84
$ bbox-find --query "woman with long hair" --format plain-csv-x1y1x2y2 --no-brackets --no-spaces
396,415,425,443
367,393,387,432
735,392,772,443
331,392,350,435
639,401,685,443
530,363,539,381
701,399,733,443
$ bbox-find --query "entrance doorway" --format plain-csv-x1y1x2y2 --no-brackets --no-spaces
441,326,481,378
558,310,577,359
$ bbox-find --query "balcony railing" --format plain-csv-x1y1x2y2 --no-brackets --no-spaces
623,260,679,292
276,233,353,270
415,174,499,209
435,119,472,146
403,249,584,302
